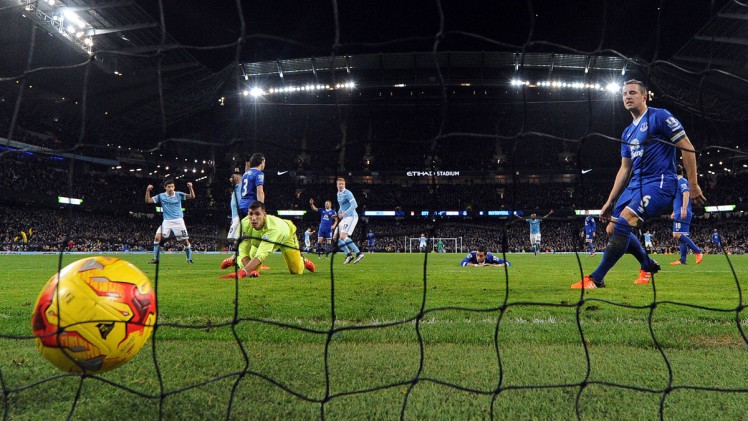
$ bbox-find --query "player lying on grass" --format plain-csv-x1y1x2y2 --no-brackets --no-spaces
219,201,315,279
460,247,511,267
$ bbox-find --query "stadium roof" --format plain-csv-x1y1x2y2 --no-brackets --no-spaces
1,0,747,153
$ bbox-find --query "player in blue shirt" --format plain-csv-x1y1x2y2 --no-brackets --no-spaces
367,231,376,252
584,210,597,256
238,153,265,217
310,198,337,258
516,210,553,256
670,165,703,265
711,229,723,252
145,179,196,264
335,177,364,264
460,247,511,267
572,80,705,289
419,233,428,253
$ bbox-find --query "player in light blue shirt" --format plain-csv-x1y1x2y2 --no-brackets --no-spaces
572,80,705,289
145,179,196,264
220,172,244,271
303,227,315,253
238,153,265,217
643,231,654,251
584,211,597,256
419,233,428,253
460,247,511,267
670,165,703,265
516,210,553,256
335,177,364,264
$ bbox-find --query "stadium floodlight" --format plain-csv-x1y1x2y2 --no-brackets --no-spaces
58,196,83,205
249,87,265,97
277,210,306,216
242,90,249,96
605,82,620,93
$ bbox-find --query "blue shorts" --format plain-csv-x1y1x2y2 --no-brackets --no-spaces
673,212,693,234
318,225,333,240
585,232,594,241
613,180,676,221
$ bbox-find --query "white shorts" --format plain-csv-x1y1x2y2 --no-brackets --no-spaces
227,216,241,240
156,218,189,240
645,241,653,248
335,214,359,237
305,239,312,247
530,233,541,245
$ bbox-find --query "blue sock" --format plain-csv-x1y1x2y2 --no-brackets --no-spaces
679,240,687,263
680,235,701,254
591,221,633,283
326,244,331,255
345,239,360,254
153,243,160,260
185,246,192,261
588,242,595,254
627,233,654,271
337,239,350,254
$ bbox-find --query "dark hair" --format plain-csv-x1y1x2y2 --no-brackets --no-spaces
623,79,647,95
676,165,684,176
248,200,265,211
163,179,175,187
249,153,265,167
477,246,487,253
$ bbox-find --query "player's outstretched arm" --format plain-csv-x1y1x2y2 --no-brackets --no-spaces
145,185,155,204
309,198,319,212
186,182,196,199
542,209,554,219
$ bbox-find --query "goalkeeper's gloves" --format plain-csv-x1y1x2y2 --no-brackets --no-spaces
238,269,260,278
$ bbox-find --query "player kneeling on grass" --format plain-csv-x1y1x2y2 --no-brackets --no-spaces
219,201,315,279
460,247,511,267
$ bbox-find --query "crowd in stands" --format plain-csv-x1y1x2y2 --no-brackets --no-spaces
3,202,746,257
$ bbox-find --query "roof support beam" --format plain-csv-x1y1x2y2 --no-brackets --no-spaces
62,1,134,13
717,12,748,20
673,54,746,68
87,22,158,36
694,35,748,46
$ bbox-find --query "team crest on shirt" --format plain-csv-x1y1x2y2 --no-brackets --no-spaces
639,122,648,132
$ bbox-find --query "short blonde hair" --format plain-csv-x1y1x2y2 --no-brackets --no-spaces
336,177,346,183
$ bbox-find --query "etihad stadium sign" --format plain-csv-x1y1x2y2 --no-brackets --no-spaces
406,171,460,177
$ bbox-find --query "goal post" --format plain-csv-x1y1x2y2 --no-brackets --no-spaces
407,237,462,253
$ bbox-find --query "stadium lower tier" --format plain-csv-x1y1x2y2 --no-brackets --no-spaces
1,205,745,255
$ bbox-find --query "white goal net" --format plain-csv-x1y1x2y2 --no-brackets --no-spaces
406,237,462,253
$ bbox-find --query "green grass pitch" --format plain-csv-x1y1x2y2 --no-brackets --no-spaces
1,252,747,419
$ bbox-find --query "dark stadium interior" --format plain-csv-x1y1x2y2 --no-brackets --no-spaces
2,0,748,255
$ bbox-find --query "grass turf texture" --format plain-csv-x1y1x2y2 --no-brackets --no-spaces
1,253,747,420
